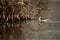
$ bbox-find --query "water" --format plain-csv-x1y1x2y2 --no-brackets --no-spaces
25,0,60,40
38,0,60,40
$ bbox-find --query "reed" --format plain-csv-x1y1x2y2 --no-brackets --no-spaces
0,0,48,40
